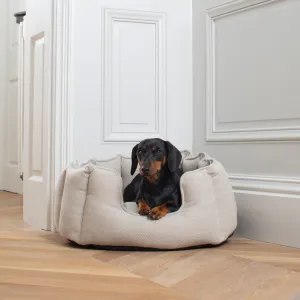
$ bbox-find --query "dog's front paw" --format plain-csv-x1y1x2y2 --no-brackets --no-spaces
148,205,168,220
138,200,150,215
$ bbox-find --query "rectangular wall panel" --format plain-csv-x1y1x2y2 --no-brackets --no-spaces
206,0,300,141
103,8,166,142
70,0,193,162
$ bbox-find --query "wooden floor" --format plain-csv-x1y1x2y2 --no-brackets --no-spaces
1,192,300,299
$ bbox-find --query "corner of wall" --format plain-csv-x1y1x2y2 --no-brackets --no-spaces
191,0,206,154
0,0,8,190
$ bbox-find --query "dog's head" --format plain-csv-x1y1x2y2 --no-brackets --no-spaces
130,138,182,177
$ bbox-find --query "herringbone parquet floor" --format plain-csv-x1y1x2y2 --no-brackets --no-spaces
1,191,300,299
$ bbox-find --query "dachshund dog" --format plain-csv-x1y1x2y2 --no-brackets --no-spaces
123,138,183,220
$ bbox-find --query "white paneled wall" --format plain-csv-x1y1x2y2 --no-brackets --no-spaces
193,0,300,248
4,0,300,243
71,0,193,161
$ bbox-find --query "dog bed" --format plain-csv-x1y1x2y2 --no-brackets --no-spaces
54,152,237,250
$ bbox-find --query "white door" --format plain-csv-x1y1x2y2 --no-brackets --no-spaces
69,0,193,162
23,0,52,229
2,0,23,194
193,0,300,248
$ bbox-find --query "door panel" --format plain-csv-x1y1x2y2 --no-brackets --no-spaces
23,0,52,229
193,0,300,248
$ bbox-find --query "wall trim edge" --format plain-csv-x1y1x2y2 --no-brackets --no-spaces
229,174,300,196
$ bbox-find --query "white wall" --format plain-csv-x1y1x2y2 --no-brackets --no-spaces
69,0,193,162
193,0,300,248
0,0,8,190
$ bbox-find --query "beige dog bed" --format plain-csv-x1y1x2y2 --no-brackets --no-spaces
54,152,237,250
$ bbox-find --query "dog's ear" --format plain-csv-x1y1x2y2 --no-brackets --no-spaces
165,141,182,173
130,143,139,175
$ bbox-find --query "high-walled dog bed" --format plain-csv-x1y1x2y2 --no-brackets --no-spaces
54,152,237,250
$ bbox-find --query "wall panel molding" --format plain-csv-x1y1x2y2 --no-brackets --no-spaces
229,174,300,197
102,8,167,143
206,0,300,142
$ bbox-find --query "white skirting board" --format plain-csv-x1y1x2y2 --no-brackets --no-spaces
231,175,300,248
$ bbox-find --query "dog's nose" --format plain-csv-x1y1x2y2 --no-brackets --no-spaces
142,167,149,173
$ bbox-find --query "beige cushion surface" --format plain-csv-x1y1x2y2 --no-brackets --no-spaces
54,152,237,249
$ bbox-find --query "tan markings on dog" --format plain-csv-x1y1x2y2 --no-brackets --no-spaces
151,160,163,172
138,200,150,215
149,201,174,220
145,157,167,183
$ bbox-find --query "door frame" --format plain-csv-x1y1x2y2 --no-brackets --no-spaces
48,0,73,231
0,0,8,191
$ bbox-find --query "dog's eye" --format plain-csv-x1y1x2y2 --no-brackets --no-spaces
156,149,161,153
138,149,142,154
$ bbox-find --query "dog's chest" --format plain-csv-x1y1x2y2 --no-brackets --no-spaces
144,193,164,208
143,183,174,208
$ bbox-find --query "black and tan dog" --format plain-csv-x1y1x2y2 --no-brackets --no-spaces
123,138,183,220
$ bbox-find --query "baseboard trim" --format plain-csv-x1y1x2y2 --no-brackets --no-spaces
229,174,300,248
